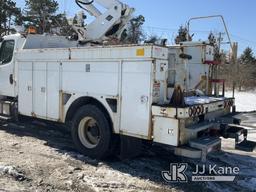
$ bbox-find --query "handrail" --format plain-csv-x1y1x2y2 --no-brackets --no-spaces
187,15,232,49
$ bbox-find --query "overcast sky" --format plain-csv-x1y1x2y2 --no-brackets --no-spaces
15,0,256,54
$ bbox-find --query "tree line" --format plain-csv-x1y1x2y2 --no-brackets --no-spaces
223,47,256,90
0,0,146,44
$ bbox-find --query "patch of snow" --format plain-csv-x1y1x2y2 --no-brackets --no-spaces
0,165,26,181
185,96,225,105
226,91,256,112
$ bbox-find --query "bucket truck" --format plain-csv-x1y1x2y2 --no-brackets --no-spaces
0,0,254,161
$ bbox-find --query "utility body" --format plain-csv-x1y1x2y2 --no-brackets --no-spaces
0,0,254,160
0,33,253,161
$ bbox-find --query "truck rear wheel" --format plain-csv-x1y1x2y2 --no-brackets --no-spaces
71,105,112,159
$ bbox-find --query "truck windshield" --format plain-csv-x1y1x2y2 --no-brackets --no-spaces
0,40,15,65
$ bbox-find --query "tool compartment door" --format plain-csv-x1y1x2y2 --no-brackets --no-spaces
120,60,152,138
32,62,47,118
18,61,60,121
46,62,60,120
18,62,33,116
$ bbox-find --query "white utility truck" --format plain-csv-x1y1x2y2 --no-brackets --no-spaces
0,1,253,161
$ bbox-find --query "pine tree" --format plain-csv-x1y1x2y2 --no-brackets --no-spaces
175,25,192,44
238,47,256,89
24,0,59,33
124,15,145,44
0,0,22,36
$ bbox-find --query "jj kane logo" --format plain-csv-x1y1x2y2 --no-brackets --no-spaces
162,163,240,182
162,163,188,183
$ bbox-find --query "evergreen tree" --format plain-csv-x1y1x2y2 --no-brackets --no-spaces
175,25,192,44
240,47,255,64
0,0,22,36
124,15,145,44
238,47,256,89
24,0,59,33
208,32,227,62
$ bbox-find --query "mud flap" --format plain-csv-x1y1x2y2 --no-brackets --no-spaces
119,135,143,160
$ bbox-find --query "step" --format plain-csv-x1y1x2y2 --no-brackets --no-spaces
0,115,12,121
236,140,256,152
223,124,248,143
175,137,221,162
185,122,215,133
189,137,221,151
189,137,221,162
174,146,202,159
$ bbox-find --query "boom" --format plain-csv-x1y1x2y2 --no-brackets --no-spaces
73,0,134,43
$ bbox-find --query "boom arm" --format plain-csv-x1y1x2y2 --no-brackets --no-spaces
74,0,134,43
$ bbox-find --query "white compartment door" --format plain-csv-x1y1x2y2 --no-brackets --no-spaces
46,62,60,120
120,61,152,139
33,62,47,118
18,62,33,116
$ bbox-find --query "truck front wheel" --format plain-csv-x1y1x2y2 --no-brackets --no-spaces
71,105,112,159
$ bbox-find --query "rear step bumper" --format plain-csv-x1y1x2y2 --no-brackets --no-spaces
0,115,12,121
175,137,221,162
220,123,256,151
236,140,256,152
221,124,248,143
175,122,256,162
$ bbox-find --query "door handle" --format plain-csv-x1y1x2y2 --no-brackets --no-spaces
27,86,32,91
9,74,13,84
140,95,148,104
41,87,46,93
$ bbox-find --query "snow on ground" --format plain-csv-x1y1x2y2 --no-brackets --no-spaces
226,90,256,112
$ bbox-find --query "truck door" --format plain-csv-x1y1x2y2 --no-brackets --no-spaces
0,40,15,97
120,61,152,139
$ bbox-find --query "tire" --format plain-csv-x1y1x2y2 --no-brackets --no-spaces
71,104,112,160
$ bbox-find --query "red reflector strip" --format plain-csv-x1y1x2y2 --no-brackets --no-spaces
204,60,221,65
210,79,225,83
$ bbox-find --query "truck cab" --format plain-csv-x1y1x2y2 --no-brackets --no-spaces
0,34,25,98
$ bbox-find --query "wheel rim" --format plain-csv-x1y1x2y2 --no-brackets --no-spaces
78,117,101,149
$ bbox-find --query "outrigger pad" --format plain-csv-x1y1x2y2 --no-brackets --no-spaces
236,140,256,152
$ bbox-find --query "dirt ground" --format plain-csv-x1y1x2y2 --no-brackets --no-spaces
0,113,255,192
